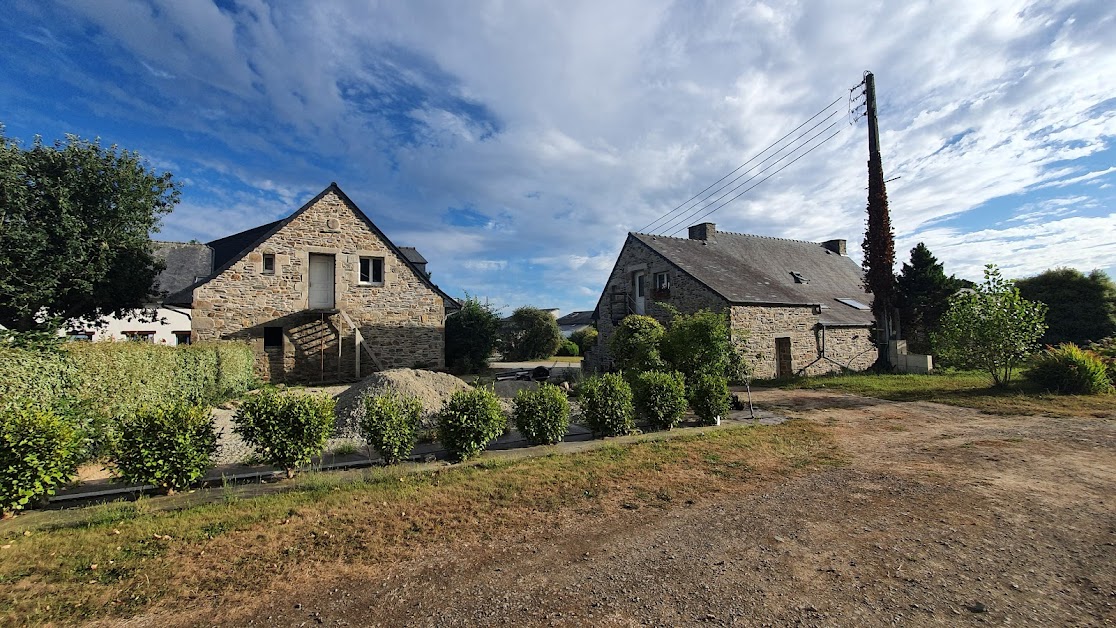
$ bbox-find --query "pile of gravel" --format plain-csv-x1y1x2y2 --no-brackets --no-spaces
336,369,472,436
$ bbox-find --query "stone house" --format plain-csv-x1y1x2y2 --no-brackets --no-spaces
165,183,459,382
587,223,876,378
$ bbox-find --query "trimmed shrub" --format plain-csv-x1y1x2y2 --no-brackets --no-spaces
633,370,688,430
556,339,580,357
234,387,335,478
1,403,82,515
578,373,635,437
512,383,570,445
570,327,598,356
689,372,730,426
438,387,506,461
1028,343,1113,395
110,402,218,494
357,390,422,464
609,315,666,374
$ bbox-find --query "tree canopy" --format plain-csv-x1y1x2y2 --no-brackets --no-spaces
933,265,1047,387
502,307,562,361
445,295,502,373
896,243,967,354
1015,268,1116,346
0,129,179,331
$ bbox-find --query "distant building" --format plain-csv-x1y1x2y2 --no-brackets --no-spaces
556,310,594,337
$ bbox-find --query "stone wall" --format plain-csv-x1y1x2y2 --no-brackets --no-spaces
730,305,875,378
193,190,446,382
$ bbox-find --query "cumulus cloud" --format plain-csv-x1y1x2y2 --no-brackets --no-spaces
2,0,1114,310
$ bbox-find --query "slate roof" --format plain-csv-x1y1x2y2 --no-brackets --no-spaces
630,231,874,326
557,310,594,326
398,247,427,265
152,242,213,305
164,183,457,310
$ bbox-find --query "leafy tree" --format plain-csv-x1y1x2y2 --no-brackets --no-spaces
896,243,966,354
1015,268,1116,347
0,128,180,331
445,295,501,373
609,315,666,374
569,326,598,355
660,307,733,382
933,265,1048,387
502,307,562,361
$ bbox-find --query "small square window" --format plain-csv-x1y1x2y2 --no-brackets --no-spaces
653,272,669,290
263,326,283,349
359,257,384,284
174,331,192,345
262,253,276,274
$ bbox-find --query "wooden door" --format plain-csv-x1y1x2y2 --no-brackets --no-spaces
775,337,792,378
308,254,335,309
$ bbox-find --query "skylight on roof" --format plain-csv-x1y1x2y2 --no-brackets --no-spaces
836,298,871,310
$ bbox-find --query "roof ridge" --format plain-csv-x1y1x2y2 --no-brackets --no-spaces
714,229,821,245
632,230,823,246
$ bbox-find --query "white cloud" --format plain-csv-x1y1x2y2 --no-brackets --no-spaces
8,0,1116,308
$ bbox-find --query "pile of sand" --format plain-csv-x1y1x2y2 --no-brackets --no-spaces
336,369,472,435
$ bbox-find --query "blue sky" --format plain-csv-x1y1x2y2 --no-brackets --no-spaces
2,0,1114,315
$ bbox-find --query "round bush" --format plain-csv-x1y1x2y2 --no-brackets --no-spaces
234,387,336,478
609,315,666,374
633,370,688,430
357,390,422,465
570,327,598,356
111,402,218,494
556,340,580,357
689,373,730,426
578,373,635,437
1028,343,1113,395
512,383,570,445
437,387,506,461
1,404,82,516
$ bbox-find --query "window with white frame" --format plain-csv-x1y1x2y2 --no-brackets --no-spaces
359,256,385,285
653,272,669,291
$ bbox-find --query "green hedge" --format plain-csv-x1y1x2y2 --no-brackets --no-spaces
65,341,255,420
0,346,75,413
0,341,255,443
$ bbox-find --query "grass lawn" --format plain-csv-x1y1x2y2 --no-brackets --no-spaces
777,370,1115,418
544,355,583,364
0,422,839,625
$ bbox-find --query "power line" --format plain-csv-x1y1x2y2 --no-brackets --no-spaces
667,125,847,236
637,96,844,233
655,115,844,236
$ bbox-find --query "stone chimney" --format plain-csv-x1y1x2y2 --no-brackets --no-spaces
821,239,846,255
688,222,716,241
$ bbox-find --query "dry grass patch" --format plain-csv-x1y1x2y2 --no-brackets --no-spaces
0,421,839,625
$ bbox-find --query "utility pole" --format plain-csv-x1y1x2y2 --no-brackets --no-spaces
861,71,898,370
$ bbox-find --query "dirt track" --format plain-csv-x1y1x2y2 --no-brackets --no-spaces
156,389,1116,626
